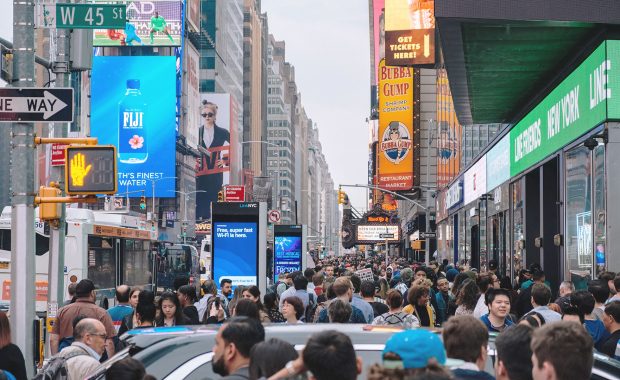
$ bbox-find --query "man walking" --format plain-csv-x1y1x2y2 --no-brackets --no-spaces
107,285,133,334
211,317,265,379
494,324,533,380
480,288,514,333
443,315,495,380
525,284,562,323
50,279,116,358
317,277,366,323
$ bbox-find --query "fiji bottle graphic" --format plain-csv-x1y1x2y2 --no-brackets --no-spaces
118,79,148,164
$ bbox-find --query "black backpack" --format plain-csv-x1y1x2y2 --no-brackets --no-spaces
34,350,89,380
303,293,317,323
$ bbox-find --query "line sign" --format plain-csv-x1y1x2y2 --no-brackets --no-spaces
0,88,73,122
420,232,436,239
379,233,395,239
56,4,126,29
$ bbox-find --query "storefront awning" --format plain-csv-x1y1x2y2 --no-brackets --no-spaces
436,0,620,125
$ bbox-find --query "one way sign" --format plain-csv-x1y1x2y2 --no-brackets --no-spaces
0,88,73,122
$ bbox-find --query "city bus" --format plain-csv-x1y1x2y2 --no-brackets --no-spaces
0,206,198,312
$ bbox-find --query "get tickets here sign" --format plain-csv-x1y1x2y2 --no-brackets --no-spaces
510,40,620,177
378,59,415,191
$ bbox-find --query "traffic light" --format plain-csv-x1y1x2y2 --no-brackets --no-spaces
39,186,61,221
338,190,346,205
139,195,147,210
65,145,117,195
217,191,224,202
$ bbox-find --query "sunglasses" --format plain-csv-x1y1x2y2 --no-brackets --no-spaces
202,112,215,117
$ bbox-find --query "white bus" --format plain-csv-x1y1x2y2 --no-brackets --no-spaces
0,206,199,312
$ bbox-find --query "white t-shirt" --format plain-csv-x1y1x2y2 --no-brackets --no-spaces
473,294,488,318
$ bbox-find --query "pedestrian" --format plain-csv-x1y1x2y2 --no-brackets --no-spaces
228,285,246,316
267,330,362,380
606,273,620,304
518,312,546,329
279,273,315,312
367,329,453,380
118,288,142,335
304,268,316,294
473,273,498,318
64,282,77,306
242,286,271,323
350,275,374,323
249,338,298,380
133,290,157,329
480,288,514,333
44,318,108,380
394,267,413,295
589,279,609,321
531,321,593,380
263,293,285,323
50,279,116,358
455,279,479,316
218,278,233,312
195,280,218,321
316,277,366,323
328,299,352,323
494,324,533,380
435,276,454,325
203,296,226,325
0,311,26,380
360,280,389,318
281,296,304,324
177,285,200,325
600,301,620,358
211,317,265,379
234,298,262,321
524,284,562,323
312,273,324,297
442,315,495,380
372,289,420,329
105,357,156,380
155,291,190,326
108,285,134,334
403,285,435,327
173,275,189,291
514,270,546,318
553,281,574,313
570,290,609,349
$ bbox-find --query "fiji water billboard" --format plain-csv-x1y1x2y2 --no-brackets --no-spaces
91,56,176,197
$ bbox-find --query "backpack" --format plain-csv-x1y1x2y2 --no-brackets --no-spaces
34,350,89,380
303,293,317,323
381,312,408,326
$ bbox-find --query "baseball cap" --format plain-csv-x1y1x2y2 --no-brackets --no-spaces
383,329,446,369
75,279,96,297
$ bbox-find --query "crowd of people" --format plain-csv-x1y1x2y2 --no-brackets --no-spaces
2,252,620,379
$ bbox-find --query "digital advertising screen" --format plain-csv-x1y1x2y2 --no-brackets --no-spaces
212,222,258,288
93,0,182,46
273,235,302,282
91,56,176,197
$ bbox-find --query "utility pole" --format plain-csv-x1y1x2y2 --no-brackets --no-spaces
47,25,71,326
11,1,36,376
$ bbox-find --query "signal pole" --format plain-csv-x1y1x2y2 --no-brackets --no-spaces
11,1,36,375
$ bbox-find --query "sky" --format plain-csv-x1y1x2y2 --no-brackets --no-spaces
0,1,372,210
262,0,371,211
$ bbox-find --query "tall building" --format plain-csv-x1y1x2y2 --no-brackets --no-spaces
242,0,265,178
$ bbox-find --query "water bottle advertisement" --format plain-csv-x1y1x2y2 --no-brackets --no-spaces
91,56,176,197
212,222,258,289
273,235,303,282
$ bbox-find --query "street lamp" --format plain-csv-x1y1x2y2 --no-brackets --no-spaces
241,140,281,209
169,190,206,243
146,176,177,221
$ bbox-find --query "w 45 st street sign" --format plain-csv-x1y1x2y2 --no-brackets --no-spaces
37,3,126,29
0,88,73,122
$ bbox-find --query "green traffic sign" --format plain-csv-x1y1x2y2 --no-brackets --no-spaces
56,3,126,29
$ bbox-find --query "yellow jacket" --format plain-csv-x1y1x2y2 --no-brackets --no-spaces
403,303,435,327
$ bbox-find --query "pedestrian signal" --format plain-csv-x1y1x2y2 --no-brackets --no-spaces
65,145,117,195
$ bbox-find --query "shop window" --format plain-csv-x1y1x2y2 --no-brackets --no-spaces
593,145,606,276
512,178,525,275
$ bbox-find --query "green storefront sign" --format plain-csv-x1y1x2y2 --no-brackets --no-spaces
510,40,618,176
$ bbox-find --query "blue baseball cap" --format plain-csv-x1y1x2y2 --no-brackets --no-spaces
383,329,446,369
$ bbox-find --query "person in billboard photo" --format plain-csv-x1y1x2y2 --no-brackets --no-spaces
123,18,143,46
196,100,230,219
150,11,174,44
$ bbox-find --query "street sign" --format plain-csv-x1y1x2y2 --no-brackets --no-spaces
268,209,281,224
55,3,126,29
65,145,117,195
0,88,73,122
379,233,395,239
420,232,436,239
225,185,245,202
51,143,69,166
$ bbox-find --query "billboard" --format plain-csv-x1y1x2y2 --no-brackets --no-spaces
385,0,435,66
91,56,176,197
436,70,461,188
93,1,182,46
371,0,385,114
183,43,200,149
196,94,234,220
273,225,306,283
211,202,267,294
186,0,200,31
377,59,415,191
